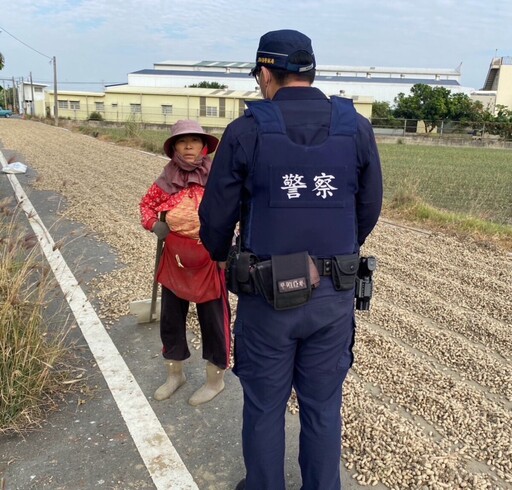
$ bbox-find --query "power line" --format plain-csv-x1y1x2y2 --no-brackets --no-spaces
0,24,58,124
0,24,52,60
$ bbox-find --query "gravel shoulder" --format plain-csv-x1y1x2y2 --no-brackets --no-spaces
1,119,511,489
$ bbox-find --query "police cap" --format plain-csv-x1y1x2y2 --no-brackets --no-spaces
249,29,316,76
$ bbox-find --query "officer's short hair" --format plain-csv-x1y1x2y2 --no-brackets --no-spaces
265,52,316,85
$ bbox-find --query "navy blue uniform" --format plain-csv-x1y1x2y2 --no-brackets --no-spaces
199,86,382,490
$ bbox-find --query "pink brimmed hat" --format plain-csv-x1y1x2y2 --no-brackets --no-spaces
163,120,219,158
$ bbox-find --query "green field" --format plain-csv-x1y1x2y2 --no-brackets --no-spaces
378,143,512,226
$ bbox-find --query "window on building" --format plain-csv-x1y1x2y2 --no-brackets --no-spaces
161,105,173,114
111,103,118,108
58,100,69,109
219,99,225,118
206,106,218,117
95,102,105,112
130,104,141,113
238,99,246,116
70,100,80,110
35,87,43,92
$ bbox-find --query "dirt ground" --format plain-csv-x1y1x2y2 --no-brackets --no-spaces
1,119,511,489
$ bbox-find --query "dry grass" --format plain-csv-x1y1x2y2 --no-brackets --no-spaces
0,202,70,434
385,181,512,251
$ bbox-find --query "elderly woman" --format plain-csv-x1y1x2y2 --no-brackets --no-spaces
140,120,230,406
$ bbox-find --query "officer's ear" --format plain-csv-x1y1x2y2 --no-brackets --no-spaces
260,66,271,86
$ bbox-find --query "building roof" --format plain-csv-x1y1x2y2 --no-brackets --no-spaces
47,90,105,96
153,60,461,77
129,68,461,86
155,60,255,69
104,85,261,98
21,81,48,88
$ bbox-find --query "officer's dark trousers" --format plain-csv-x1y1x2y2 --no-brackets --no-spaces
233,278,355,490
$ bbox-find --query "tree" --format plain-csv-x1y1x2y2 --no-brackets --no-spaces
189,81,227,89
371,101,393,120
448,93,482,122
371,101,402,128
393,83,488,134
393,91,420,119
394,84,452,133
484,105,512,140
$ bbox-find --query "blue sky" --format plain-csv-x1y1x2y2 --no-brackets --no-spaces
1,0,510,94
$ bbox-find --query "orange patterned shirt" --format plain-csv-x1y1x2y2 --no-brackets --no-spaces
139,183,204,239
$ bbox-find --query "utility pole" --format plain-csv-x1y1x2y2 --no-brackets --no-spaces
21,76,24,115
30,72,35,116
11,76,17,113
53,56,58,126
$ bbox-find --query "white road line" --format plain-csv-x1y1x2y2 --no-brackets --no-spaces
0,152,198,490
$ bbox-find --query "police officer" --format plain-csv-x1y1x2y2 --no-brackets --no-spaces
199,29,383,490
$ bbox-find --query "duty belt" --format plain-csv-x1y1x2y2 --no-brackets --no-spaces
226,251,360,300
258,257,332,276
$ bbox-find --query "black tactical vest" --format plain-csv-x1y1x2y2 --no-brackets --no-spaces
243,96,359,257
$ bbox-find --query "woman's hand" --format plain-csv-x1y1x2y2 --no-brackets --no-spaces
152,221,171,240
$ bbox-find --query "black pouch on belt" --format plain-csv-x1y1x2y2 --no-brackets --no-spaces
252,260,273,303
232,251,257,294
271,252,312,310
226,246,240,294
331,253,359,291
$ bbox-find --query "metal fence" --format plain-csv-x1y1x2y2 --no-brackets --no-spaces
371,118,512,144
52,103,512,145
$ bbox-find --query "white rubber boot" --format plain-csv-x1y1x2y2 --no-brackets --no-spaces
154,360,186,401
188,362,225,406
